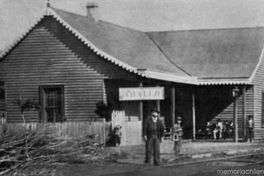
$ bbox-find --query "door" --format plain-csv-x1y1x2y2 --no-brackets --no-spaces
40,86,64,122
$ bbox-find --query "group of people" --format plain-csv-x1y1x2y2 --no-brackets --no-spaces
211,117,254,142
110,109,254,166
142,109,255,166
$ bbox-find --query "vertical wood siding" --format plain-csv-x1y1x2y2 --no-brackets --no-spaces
0,121,111,144
0,17,138,123
253,54,264,140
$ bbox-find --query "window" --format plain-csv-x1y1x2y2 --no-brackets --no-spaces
0,82,4,102
40,85,64,123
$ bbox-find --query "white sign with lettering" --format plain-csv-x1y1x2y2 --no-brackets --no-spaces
119,87,164,101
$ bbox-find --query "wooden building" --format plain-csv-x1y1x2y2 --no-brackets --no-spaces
1,7,264,143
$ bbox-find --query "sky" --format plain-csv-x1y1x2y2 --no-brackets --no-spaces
1,0,264,51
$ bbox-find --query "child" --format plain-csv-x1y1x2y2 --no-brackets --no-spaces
113,125,122,147
173,116,183,155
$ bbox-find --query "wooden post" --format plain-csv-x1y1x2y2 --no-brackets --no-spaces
171,86,175,140
242,85,247,141
102,118,106,145
233,96,238,142
139,82,143,121
192,90,196,141
156,85,160,112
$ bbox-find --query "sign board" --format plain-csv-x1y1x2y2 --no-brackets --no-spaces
119,87,164,101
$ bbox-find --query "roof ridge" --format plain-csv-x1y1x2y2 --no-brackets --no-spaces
146,26,264,34
146,33,192,76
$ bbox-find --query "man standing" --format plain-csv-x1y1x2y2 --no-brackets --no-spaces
143,109,164,166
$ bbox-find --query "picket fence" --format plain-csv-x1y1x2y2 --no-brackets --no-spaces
0,120,112,144
112,110,143,146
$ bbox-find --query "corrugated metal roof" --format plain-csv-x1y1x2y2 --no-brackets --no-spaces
147,28,264,79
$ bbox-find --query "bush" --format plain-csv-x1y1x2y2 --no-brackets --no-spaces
94,101,113,122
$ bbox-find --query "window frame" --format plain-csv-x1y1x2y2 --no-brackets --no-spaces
39,85,65,123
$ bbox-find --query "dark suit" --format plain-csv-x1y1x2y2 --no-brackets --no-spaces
143,117,164,164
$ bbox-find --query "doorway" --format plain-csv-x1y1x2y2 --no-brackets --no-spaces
40,85,64,122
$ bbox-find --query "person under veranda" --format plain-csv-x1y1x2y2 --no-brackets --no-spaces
143,109,164,166
247,115,254,142
173,116,183,156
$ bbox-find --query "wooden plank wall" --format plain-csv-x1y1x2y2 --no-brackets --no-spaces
0,17,139,123
0,101,5,111
0,121,111,144
253,53,264,141
0,23,106,122
214,86,254,137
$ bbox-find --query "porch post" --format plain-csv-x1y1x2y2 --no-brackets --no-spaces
171,86,175,140
242,85,247,141
233,87,239,142
192,90,196,141
156,84,160,112
139,82,143,121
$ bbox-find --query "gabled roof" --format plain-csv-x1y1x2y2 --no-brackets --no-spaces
50,8,194,82
0,8,195,84
2,7,264,85
147,28,264,84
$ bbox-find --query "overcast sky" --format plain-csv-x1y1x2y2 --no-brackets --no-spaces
1,0,264,50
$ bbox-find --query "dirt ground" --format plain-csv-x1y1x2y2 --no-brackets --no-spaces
5,147,142,176
6,160,143,176
5,142,264,176
55,161,144,176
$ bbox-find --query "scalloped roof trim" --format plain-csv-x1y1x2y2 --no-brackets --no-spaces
48,9,144,77
0,15,45,60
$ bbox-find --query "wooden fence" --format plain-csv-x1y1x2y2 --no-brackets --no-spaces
0,120,112,144
112,110,143,146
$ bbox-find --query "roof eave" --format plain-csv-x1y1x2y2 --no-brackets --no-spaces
144,70,197,84
197,78,251,85
0,14,46,61
248,44,264,83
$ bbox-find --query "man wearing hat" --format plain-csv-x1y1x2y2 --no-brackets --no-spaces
143,109,164,166
174,116,183,156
